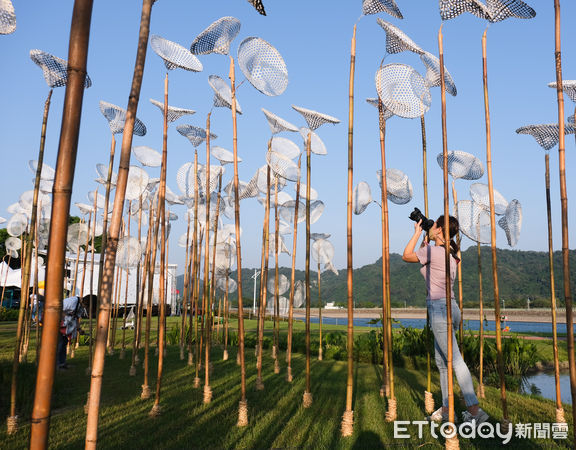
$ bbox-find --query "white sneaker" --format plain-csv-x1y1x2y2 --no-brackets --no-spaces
428,407,449,423
461,408,489,425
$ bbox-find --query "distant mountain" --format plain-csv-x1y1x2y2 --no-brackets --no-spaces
176,247,576,308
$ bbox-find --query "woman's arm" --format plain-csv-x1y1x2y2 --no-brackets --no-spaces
402,220,424,263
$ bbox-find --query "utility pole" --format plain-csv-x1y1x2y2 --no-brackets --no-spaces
251,269,261,316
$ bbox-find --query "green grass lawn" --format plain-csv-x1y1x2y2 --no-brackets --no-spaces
0,318,573,448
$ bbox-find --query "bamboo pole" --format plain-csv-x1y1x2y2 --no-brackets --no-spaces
209,173,223,343
317,262,323,361
120,205,132,360
180,212,191,359
87,189,98,375
303,131,312,408
477,238,485,399
85,2,152,446
203,112,213,403
0,255,12,309
273,176,281,373
451,181,464,347
482,27,508,427
28,0,94,444
341,24,356,437
553,0,576,428
130,195,146,373
189,150,199,370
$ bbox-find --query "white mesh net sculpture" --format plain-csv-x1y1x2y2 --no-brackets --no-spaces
271,136,301,159
266,151,299,182
293,280,305,308
376,19,424,55
198,165,224,196
7,213,28,237
379,168,413,204
457,200,491,244
362,0,403,18
95,164,117,187
67,222,89,253
237,37,288,97
177,125,217,148
353,181,373,215
312,239,335,265
19,191,51,215
292,105,340,131
5,237,21,254
548,80,576,103
420,51,457,97
470,183,508,215
439,0,491,21
0,0,16,34
125,166,150,201
516,124,576,151
211,146,241,165
75,202,93,215
133,146,162,167
279,200,306,224
208,75,243,113
246,0,266,16
116,236,143,269
149,99,195,122
150,34,203,71
99,101,147,136
0,217,5,224
296,184,318,201
366,98,395,122
485,0,536,23
190,17,241,56
311,233,331,241
262,108,299,134
376,64,431,119
88,191,106,210
267,273,289,296
498,199,522,247
436,150,484,180
299,128,327,155
28,160,55,181
166,186,184,205
268,234,289,256
30,49,92,88
255,165,286,194
310,200,325,224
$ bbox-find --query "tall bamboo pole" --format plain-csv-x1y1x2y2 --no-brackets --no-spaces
273,176,281,373
482,28,508,427
477,239,485,399
119,205,132,360
317,262,323,361
451,181,464,347
303,131,312,408
28,0,94,444
203,112,213,403
341,24,356,437
87,189,98,375
554,0,576,429
189,150,199,371
180,213,191,359
85,2,152,446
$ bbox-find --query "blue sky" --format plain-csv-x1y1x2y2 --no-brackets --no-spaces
1,0,575,274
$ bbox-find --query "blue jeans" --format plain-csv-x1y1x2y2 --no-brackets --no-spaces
427,299,478,408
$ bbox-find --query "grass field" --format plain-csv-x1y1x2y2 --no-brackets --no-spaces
0,317,573,448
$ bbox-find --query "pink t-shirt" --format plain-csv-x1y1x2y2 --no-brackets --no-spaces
415,243,458,301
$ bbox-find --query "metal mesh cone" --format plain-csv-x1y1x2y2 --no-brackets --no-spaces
353,181,373,215
75,202,93,215
0,0,16,34
198,165,224,195
177,124,217,148
376,64,431,119
133,145,162,167
436,150,484,180
99,101,146,136
268,234,290,256
150,34,203,71
470,183,508,215
548,80,576,103
486,0,536,23
211,146,241,165
376,19,424,55
255,165,286,194
30,49,92,88
516,124,576,151
67,222,89,253
312,239,335,265
88,190,106,210
299,128,327,155
366,98,395,121
439,0,491,21
238,175,260,200
125,165,150,201
457,200,491,243
267,273,289,295
266,150,299,182
237,37,288,97
190,16,241,56
379,168,413,204
7,213,27,237
166,185,184,205
293,280,304,307
292,105,340,131
150,99,195,122
29,160,55,181
117,236,143,269
279,200,305,224
208,75,243,113
311,233,331,241
217,276,237,293
420,51,457,96
498,199,522,247
5,237,21,252
296,184,318,201
310,200,325,225
95,164,118,186
262,108,299,134
246,0,266,16
20,190,51,213
271,136,300,159
214,242,235,271
362,0,402,18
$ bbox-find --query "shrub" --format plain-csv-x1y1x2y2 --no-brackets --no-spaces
0,307,19,321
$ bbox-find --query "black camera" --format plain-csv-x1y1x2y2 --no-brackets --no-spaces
409,207,435,232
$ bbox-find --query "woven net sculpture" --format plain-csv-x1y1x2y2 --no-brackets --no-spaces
268,234,289,256
376,19,424,55
375,64,431,119
30,49,92,88
208,75,243,113
190,16,241,56
439,0,491,21
0,217,5,224
149,99,195,123
293,280,305,308
296,184,318,201
176,125,217,148
310,200,325,224
548,80,576,103
271,136,301,159
353,182,373,215
362,0,402,18
7,213,27,237
516,124,576,151
436,150,484,180
28,160,55,180
96,164,117,187
366,98,395,121
67,223,89,253
279,200,306,224
5,237,21,258
312,239,335,265
125,166,150,201
198,165,224,196
457,200,491,244
75,202,93,216
292,105,340,131
485,0,536,23
311,233,331,241
99,101,147,136
0,0,16,34
211,146,242,165
116,236,143,269
470,183,508,215
498,199,522,247
19,191,51,215
420,51,457,97
267,274,289,296
133,146,162,167
246,0,266,16
266,150,299,182
88,191,106,210
255,165,286,194
299,128,327,155
378,168,413,204
262,108,299,134
237,37,288,97
150,34,203,72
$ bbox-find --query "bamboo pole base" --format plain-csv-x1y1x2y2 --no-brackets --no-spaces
236,351,241,365
223,349,229,361
149,404,161,418
556,407,566,424
318,348,323,361
274,358,280,374
254,344,259,357
500,419,511,434
237,400,248,427
135,353,140,363
129,365,136,376
119,349,126,360
141,384,152,399
477,383,485,399
203,385,213,404
187,352,193,366
425,390,435,414
303,391,313,408
286,366,293,382
107,347,114,356
154,347,159,356
272,345,277,359
84,392,90,414
341,409,353,437
445,434,460,450
385,398,397,422
255,376,264,391
7,415,18,435
179,347,185,360
193,377,201,388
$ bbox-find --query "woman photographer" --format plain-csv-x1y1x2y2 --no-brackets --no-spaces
402,214,488,425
